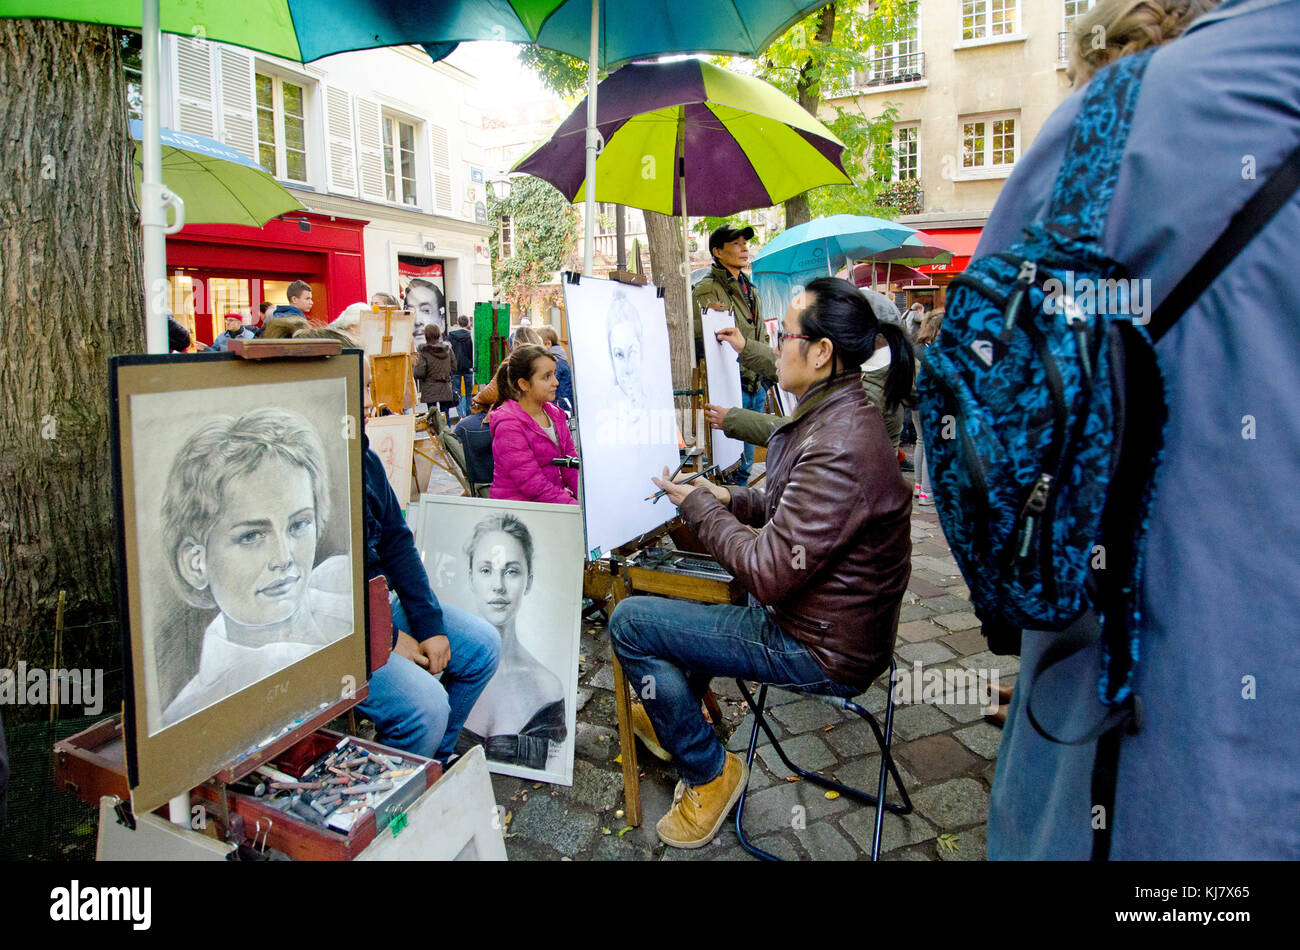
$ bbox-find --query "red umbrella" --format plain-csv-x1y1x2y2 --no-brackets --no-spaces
838,261,927,288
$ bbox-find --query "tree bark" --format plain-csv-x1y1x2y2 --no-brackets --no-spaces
784,4,838,228
0,22,144,671
644,209,694,445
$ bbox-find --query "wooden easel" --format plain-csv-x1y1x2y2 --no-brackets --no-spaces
368,305,416,412
585,517,745,827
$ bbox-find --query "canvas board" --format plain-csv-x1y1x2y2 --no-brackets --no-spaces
360,310,415,358
365,413,415,509
562,276,679,558
700,310,744,473
411,495,583,785
110,353,367,813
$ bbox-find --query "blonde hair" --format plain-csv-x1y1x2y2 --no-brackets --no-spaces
1068,0,1219,85
512,326,543,347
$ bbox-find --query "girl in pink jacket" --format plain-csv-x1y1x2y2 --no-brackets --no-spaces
488,344,579,505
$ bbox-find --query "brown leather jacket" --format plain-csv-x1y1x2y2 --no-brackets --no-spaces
678,375,912,689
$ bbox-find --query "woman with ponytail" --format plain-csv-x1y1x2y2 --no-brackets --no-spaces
608,276,913,850
488,344,579,505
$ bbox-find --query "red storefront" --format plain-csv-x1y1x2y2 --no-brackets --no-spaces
165,211,368,346
912,226,984,308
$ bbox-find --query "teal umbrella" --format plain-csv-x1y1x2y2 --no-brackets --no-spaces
130,120,304,227
3,0,837,349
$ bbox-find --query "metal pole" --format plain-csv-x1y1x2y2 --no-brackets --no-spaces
582,0,599,276
142,0,168,354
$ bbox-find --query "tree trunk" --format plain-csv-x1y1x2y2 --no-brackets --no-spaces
784,4,838,229
644,210,694,445
0,22,144,674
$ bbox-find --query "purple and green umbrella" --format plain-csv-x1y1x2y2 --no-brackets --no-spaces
515,59,850,217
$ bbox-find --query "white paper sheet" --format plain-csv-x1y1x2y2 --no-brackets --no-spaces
700,310,744,473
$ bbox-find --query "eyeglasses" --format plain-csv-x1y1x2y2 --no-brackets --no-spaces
777,331,813,347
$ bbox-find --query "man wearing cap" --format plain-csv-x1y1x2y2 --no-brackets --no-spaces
210,313,254,352
692,224,776,486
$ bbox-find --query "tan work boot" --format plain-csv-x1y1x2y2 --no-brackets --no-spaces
630,702,672,762
656,752,749,849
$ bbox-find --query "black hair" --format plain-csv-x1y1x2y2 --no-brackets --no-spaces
504,344,556,401
797,277,916,411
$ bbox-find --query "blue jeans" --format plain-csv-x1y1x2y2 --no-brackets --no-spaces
453,372,474,418
735,384,769,481
358,600,500,761
609,596,856,786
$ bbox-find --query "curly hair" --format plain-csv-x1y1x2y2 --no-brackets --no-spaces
1068,0,1220,85
464,513,534,577
162,408,329,609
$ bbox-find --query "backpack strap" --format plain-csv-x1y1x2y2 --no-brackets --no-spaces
1148,139,1300,342
1043,49,1157,248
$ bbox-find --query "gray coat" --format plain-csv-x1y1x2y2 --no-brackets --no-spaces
982,0,1300,860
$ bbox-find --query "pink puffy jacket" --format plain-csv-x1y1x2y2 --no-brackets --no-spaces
488,400,579,505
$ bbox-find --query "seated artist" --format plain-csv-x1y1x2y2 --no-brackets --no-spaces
488,344,579,505
358,432,501,764
610,277,914,849
455,514,566,771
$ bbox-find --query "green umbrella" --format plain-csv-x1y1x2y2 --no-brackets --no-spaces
131,120,304,227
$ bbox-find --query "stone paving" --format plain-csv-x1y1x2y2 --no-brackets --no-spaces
414,442,1019,862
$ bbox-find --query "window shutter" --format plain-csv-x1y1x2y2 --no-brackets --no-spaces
355,97,386,202
217,46,256,159
430,123,453,214
323,85,358,196
174,36,215,137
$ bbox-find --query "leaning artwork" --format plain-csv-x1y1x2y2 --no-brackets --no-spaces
411,496,584,785
110,353,367,812
563,276,679,558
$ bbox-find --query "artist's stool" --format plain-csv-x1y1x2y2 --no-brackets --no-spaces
734,658,913,861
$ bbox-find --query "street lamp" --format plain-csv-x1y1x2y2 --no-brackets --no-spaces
488,171,514,201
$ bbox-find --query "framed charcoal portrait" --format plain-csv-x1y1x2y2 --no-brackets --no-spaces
411,496,584,785
562,276,679,559
110,353,367,812
365,413,415,510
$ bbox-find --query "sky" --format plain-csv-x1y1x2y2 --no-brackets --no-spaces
445,41,560,108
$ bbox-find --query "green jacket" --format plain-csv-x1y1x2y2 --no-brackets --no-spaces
692,262,776,392
721,363,903,449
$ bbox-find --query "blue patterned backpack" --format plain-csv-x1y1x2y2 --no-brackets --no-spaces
916,45,1300,857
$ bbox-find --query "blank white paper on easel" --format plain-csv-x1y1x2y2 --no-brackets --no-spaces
701,310,745,473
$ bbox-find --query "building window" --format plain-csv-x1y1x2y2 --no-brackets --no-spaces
382,115,417,206
1063,0,1095,28
865,5,922,85
961,114,1018,172
961,0,1018,41
255,72,307,183
892,125,919,181
499,216,513,259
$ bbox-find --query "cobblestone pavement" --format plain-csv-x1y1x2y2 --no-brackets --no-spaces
417,442,1018,862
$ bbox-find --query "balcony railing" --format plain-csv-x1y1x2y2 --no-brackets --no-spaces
827,51,925,98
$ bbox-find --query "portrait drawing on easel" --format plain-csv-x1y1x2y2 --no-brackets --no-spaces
563,277,679,557
111,354,367,813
